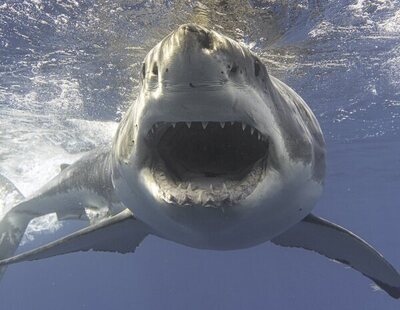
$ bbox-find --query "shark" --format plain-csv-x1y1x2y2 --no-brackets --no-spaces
0,24,399,298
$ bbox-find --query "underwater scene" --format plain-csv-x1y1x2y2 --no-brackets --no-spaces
0,1,399,309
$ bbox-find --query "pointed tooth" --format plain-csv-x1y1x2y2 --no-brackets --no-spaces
197,190,203,203
186,122,191,128
177,183,182,189
230,121,234,126
202,122,208,129
171,122,176,128
220,122,225,128
209,184,213,192
258,132,261,140
223,183,228,192
250,127,255,135
187,183,192,191
177,196,185,204
242,123,246,131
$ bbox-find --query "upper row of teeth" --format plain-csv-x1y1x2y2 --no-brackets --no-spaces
151,122,266,140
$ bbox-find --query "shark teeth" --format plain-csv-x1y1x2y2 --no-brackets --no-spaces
150,120,268,207
155,164,265,207
149,121,267,140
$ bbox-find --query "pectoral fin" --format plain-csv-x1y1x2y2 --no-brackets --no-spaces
0,209,148,266
271,214,400,299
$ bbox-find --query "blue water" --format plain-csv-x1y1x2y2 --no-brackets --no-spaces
0,1,399,309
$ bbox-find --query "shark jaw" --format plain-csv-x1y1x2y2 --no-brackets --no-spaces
144,120,269,207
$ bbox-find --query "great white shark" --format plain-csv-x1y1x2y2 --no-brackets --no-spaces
0,24,399,298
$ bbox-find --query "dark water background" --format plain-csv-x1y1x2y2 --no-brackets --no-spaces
0,1,399,309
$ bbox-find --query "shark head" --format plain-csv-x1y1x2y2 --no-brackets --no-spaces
112,24,326,249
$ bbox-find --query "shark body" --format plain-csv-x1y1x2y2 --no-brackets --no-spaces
0,24,399,298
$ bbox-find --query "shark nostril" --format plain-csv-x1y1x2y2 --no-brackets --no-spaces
230,64,238,75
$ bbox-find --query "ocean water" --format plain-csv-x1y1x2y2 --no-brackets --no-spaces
0,0,399,309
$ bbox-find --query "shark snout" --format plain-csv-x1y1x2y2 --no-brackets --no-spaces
175,23,214,51
138,24,273,145
142,23,250,92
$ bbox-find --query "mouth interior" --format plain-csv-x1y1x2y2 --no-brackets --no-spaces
148,121,269,206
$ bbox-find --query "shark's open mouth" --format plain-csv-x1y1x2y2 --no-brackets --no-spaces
147,121,269,207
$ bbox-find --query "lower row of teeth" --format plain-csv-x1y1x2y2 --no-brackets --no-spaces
161,187,250,207
155,166,263,207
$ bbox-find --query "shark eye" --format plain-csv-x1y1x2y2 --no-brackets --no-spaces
141,63,146,78
152,63,158,76
254,60,261,77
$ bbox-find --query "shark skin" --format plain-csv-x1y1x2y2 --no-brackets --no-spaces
0,24,399,298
